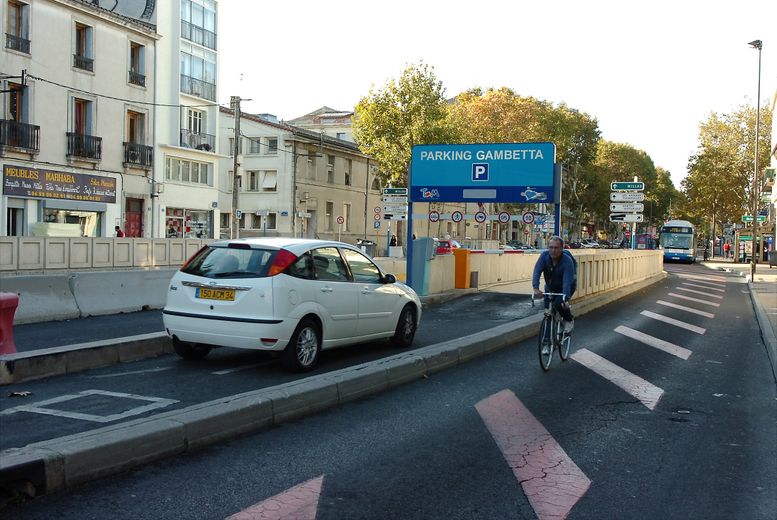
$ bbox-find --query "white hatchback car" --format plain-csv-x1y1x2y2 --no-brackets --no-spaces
163,238,422,371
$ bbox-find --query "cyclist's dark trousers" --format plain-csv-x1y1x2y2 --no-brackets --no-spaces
545,295,574,322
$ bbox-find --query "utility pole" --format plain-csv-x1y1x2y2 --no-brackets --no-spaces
749,39,762,280
230,96,241,239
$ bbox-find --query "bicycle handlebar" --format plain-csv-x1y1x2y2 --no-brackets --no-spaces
531,292,568,307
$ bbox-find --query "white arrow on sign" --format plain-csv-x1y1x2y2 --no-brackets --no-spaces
609,213,644,222
610,203,644,212
610,192,645,202
383,205,408,213
382,196,408,204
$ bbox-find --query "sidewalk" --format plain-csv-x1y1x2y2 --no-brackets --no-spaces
700,258,777,381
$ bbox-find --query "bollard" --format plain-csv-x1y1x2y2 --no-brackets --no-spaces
0,292,19,354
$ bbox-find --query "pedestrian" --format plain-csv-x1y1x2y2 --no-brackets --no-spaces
723,241,730,259
115,226,125,238
703,243,709,261
390,235,397,247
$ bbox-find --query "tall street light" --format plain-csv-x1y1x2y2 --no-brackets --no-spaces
748,39,762,280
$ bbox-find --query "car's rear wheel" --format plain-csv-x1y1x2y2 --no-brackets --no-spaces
173,337,212,360
281,318,321,372
391,304,417,348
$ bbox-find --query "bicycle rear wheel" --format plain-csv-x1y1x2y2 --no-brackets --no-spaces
538,315,553,371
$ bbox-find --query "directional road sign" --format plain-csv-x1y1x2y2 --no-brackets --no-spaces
741,215,766,223
611,182,645,191
610,213,644,223
610,203,644,212
383,187,408,196
610,192,645,202
383,205,408,213
382,196,408,204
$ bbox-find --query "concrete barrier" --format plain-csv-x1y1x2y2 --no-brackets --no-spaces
1,274,80,324
70,269,176,317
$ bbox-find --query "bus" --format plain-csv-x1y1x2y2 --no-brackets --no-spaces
659,220,696,263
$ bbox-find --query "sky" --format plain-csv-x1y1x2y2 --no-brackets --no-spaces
217,0,777,189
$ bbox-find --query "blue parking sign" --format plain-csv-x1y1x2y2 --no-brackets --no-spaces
374,221,381,228
472,163,489,181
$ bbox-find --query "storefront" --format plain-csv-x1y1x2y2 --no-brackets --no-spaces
2,164,117,237
165,207,213,238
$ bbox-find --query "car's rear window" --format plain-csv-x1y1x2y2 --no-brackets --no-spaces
182,246,275,278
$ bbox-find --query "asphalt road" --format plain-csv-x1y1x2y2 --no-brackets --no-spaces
6,263,776,519
1,291,538,450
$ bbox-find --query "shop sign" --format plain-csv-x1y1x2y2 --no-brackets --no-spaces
3,164,116,203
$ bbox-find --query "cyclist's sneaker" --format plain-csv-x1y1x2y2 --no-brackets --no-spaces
563,319,574,334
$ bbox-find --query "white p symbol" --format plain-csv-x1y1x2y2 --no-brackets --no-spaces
473,163,489,181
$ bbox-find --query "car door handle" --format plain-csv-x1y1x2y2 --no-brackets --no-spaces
320,287,333,293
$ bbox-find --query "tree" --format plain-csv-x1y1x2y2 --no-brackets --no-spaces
353,62,456,186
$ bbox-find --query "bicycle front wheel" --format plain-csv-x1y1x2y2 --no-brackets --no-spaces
558,321,571,361
538,315,553,371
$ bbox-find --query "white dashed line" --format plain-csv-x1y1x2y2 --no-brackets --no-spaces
640,310,706,334
656,300,715,318
681,282,725,293
667,293,721,307
614,325,692,359
571,349,664,410
675,287,724,299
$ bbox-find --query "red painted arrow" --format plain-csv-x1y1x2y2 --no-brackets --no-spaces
226,475,324,520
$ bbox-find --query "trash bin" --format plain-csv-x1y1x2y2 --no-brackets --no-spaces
356,239,377,258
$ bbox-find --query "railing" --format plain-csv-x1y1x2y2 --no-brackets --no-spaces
179,128,215,151
67,132,102,160
180,75,216,101
0,120,40,152
123,142,153,167
73,54,94,72
5,33,30,54
180,20,216,50
128,70,146,87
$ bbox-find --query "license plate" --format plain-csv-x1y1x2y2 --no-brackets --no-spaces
196,288,235,301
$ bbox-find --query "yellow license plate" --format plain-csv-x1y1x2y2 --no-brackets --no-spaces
196,288,235,301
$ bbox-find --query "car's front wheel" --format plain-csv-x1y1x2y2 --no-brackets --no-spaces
281,318,321,372
173,338,212,360
391,304,417,348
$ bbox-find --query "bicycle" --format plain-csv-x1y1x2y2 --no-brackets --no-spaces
532,292,572,371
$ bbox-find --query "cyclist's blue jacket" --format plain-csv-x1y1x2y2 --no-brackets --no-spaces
532,250,576,300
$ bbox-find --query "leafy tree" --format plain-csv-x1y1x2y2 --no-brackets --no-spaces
353,62,456,186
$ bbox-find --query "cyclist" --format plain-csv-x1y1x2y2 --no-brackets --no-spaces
532,236,576,334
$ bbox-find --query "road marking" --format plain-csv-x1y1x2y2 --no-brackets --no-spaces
226,475,324,520
614,325,692,359
0,390,178,423
674,274,728,284
640,311,706,334
675,287,724,299
667,293,720,307
681,282,725,293
475,390,590,520
212,361,275,375
657,300,715,318
92,367,173,378
571,349,664,410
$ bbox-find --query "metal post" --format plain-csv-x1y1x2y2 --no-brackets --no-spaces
749,39,762,279
230,96,241,239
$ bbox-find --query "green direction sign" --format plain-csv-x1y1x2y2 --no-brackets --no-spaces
611,182,644,191
382,187,408,195
741,215,766,223
762,193,773,202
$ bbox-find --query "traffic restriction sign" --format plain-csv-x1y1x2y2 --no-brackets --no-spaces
429,211,440,222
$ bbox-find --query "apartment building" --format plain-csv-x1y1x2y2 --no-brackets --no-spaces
1,0,158,237
287,106,355,143
153,0,221,239
219,107,384,243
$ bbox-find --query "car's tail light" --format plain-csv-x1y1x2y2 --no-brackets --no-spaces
267,248,298,276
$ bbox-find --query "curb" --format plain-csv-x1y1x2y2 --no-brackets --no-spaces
0,273,666,499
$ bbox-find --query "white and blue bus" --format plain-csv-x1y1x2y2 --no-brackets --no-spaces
659,220,696,263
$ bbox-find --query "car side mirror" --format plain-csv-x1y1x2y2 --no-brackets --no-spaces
382,273,396,284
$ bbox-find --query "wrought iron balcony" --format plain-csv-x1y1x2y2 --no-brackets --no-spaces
0,120,39,152
123,142,153,167
73,54,94,72
180,20,216,50
5,33,30,54
67,132,102,160
180,129,215,152
129,70,146,87
180,75,216,101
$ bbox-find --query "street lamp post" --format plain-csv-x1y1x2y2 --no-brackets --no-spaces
748,39,762,280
